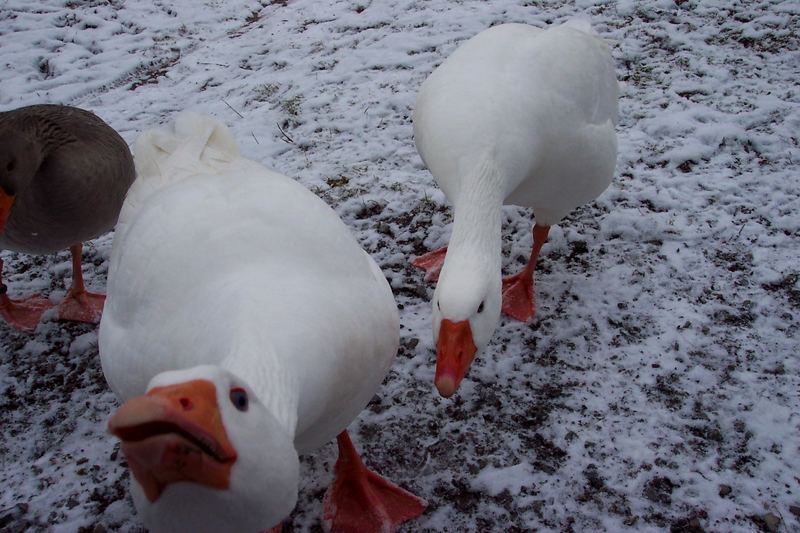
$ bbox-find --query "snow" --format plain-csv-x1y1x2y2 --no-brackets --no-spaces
1,0,799,531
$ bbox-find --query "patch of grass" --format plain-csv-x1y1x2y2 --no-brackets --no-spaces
281,95,303,116
251,83,279,102
129,51,181,90
325,175,350,188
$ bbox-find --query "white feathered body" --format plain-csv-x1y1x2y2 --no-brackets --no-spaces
413,22,618,224
100,115,398,454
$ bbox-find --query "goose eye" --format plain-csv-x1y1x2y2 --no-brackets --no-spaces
437,300,441,311
477,301,485,313
229,387,249,412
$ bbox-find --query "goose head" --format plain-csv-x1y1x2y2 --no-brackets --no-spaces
108,365,298,533
432,264,501,397
0,133,40,234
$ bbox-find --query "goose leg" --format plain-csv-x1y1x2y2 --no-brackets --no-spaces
411,245,448,282
501,224,550,321
57,243,105,324
322,431,426,533
0,257,51,332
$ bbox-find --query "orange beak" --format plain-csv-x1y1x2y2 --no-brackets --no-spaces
0,189,15,234
108,380,237,502
434,319,477,398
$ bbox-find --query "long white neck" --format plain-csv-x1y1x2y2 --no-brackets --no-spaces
441,156,505,283
221,318,300,438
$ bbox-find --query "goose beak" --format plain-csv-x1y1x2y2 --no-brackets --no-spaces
108,380,237,502
0,189,15,234
434,319,477,398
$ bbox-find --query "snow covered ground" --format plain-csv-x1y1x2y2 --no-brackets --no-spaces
1,0,799,531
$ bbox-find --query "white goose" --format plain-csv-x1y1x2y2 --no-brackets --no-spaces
99,113,425,533
412,21,618,397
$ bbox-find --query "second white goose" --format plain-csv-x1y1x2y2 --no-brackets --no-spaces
412,21,619,397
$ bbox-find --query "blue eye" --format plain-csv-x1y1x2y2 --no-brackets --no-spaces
229,388,248,412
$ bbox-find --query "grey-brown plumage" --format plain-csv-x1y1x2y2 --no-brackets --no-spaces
0,104,135,330
0,104,135,254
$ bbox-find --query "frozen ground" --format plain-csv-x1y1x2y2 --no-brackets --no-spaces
1,0,799,531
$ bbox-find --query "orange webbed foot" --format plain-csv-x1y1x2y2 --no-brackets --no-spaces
411,245,448,282
1,291,52,332
501,270,535,322
322,431,426,533
57,288,105,324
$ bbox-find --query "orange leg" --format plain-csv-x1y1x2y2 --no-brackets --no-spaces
57,243,105,324
411,245,448,282
322,431,426,533
501,224,550,322
0,256,52,332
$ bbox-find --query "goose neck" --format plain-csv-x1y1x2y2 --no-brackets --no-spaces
445,158,505,272
222,339,299,438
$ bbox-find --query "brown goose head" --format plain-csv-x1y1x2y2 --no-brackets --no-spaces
0,133,42,234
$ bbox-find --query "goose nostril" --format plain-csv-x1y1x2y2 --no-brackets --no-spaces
178,397,193,410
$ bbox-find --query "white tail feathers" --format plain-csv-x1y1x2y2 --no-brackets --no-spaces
134,112,240,179
116,113,241,240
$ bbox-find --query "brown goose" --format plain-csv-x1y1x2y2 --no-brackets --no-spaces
0,104,135,331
